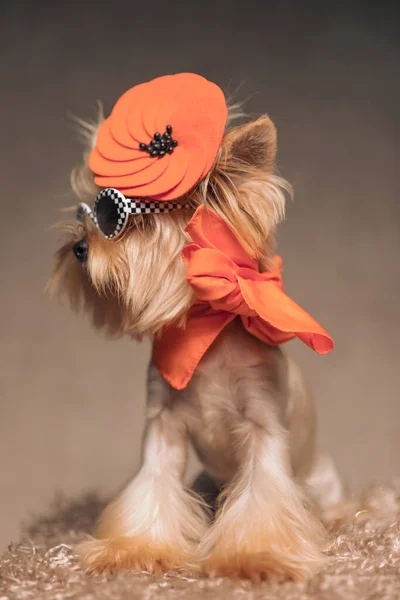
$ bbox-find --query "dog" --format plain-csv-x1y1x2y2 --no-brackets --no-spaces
49,73,343,581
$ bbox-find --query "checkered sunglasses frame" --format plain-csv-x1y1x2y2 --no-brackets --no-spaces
77,188,191,239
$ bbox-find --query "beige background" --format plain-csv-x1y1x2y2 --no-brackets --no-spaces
1,2,399,550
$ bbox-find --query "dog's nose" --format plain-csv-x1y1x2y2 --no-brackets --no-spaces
73,238,88,263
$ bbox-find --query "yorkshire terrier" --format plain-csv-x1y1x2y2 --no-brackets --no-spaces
49,73,343,581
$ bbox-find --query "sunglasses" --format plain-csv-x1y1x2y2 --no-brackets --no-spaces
77,188,190,240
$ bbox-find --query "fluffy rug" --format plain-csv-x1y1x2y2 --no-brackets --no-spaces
1,483,400,600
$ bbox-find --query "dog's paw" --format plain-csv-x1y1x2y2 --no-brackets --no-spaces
201,549,324,582
199,519,327,582
78,536,189,575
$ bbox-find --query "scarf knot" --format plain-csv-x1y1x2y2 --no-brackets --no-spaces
153,206,333,390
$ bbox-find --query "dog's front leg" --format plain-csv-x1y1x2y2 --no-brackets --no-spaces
198,391,327,581
78,366,207,574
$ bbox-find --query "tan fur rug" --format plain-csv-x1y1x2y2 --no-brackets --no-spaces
1,484,400,600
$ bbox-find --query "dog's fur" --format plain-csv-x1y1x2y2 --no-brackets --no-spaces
49,108,343,581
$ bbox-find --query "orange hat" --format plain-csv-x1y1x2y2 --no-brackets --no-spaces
88,73,228,200
153,206,334,390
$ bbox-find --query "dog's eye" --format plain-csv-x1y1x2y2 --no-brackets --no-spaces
96,195,120,238
73,238,88,263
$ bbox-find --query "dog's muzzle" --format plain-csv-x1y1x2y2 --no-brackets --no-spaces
73,238,88,263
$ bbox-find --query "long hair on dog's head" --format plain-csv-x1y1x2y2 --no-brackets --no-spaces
48,107,291,338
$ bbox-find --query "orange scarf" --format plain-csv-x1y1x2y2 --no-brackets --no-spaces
152,206,333,389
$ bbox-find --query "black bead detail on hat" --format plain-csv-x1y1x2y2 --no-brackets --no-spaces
138,125,178,158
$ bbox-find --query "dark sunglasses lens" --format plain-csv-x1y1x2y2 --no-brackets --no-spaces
96,194,124,238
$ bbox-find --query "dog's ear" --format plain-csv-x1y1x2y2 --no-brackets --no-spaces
224,115,277,172
201,114,287,261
